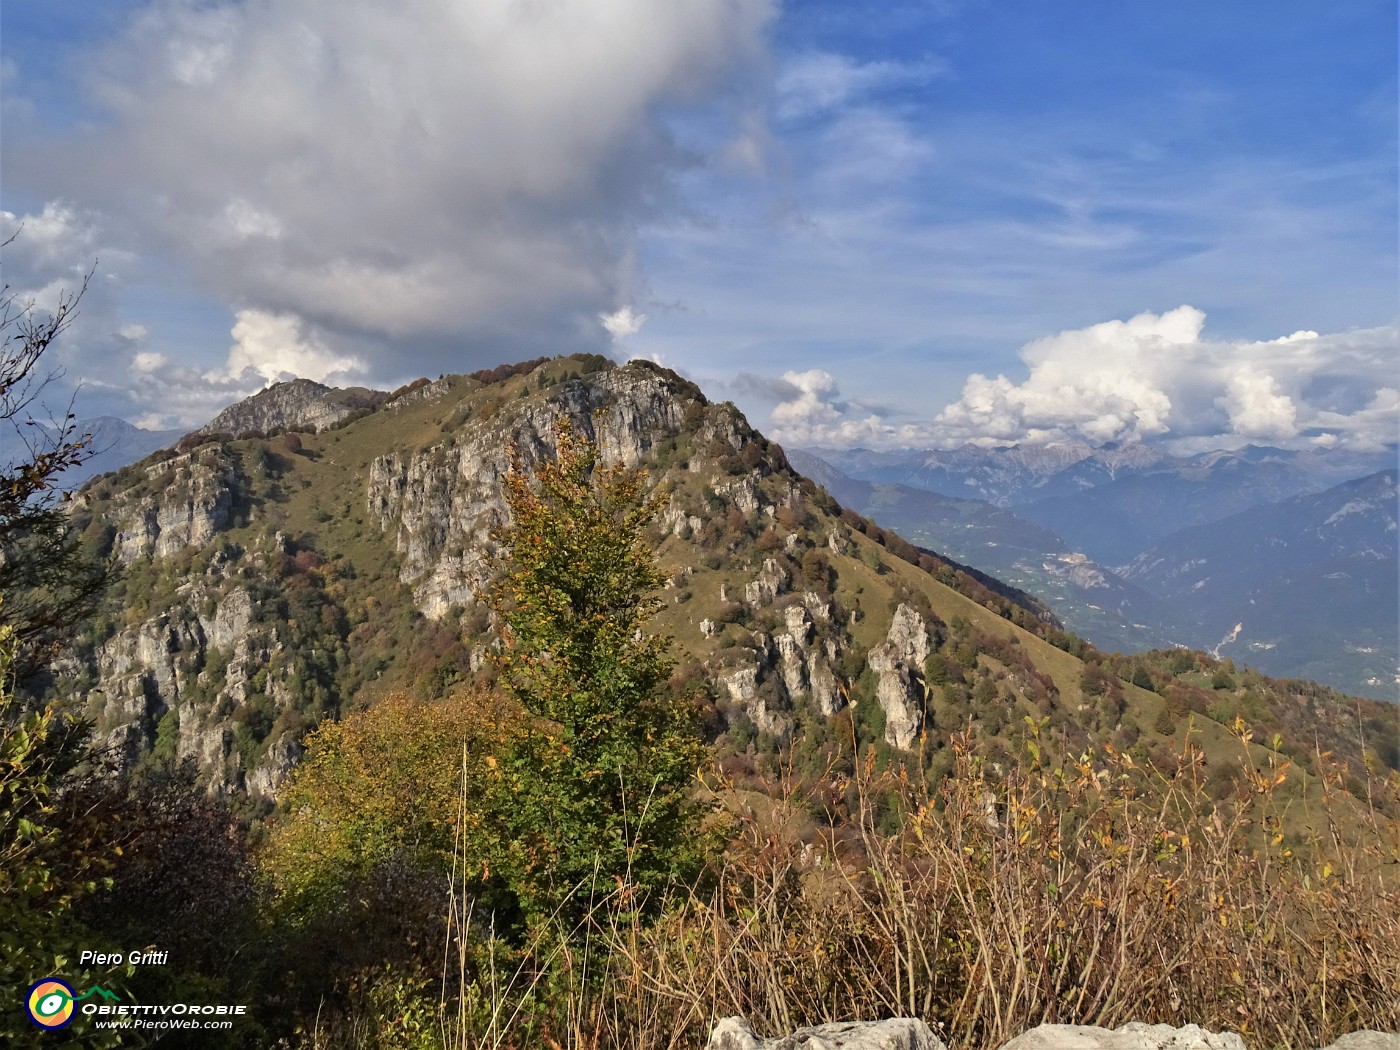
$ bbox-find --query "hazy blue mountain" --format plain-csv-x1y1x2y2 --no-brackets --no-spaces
788,449,1183,656
804,442,1169,506
1019,446,1395,564
1120,470,1397,699
794,444,1398,699
808,442,1396,567
11,416,186,492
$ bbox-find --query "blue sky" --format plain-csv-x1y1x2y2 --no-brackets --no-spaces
2,0,1395,451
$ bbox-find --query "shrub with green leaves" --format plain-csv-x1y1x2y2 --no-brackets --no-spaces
489,418,708,924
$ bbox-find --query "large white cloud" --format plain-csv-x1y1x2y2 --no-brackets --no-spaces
935,306,1201,445
763,308,1398,452
222,309,364,388
935,308,1397,450
21,0,774,374
3,205,350,430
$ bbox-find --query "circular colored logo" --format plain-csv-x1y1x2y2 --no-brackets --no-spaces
27,979,76,1029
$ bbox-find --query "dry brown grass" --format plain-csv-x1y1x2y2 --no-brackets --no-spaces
304,721,1400,1050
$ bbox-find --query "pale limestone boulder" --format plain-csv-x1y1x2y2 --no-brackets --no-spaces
866,604,932,749
1316,1034,1400,1050
999,1022,1246,1050
707,1016,945,1050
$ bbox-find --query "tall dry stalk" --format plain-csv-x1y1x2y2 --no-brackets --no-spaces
315,725,1398,1049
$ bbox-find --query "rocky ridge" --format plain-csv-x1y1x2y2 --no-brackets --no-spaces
201,378,385,436
61,357,1070,793
57,355,1395,800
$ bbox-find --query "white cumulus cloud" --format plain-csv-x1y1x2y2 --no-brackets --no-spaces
932,308,1397,451
1218,369,1298,440
601,306,648,342
768,368,912,446
760,308,1398,452
935,306,1200,445
22,0,775,377
222,309,364,387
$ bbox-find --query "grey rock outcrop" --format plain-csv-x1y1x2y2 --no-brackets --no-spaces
110,454,240,564
745,558,788,606
721,664,760,706
866,604,932,749
774,601,845,716
1316,1035,1400,1050
202,378,369,435
699,1027,1400,1050
999,1022,1246,1050
663,497,703,538
715,475,763,516
828,528,850,555
246,736,303,797
368,366,687,619
385,375,453,411
810,657,842,716
718,634,795,738
707,1016,945,1050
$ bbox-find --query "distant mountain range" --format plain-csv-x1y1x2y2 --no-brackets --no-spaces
807,442,1390,512
796,444,1398,700
786,449,1184,657
20,416,186,492
1120,470,1397,694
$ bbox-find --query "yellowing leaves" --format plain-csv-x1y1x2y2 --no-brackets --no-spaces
262,690,510,907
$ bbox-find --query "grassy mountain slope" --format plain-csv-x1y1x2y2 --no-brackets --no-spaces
56,356,1396,837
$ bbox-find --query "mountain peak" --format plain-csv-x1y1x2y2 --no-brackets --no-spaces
201,378,388,436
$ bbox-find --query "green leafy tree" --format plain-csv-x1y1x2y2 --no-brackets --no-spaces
259,690,512,1023
489,419,706,923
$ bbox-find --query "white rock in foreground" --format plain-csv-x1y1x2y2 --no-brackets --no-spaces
1316,1035,1400,1050
999,1022,1245,1050
706,1016,946,1050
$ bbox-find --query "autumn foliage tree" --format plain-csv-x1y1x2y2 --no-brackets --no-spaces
489,418,706,924
263,691,502,916
257,690,516,1014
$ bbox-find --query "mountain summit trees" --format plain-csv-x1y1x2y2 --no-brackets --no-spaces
489,418,706,923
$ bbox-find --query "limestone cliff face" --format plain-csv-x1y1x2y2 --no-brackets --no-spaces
78,558,301,795
367,366,688,618
201,378,375,435
106,450,243,564
868,604,934,750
